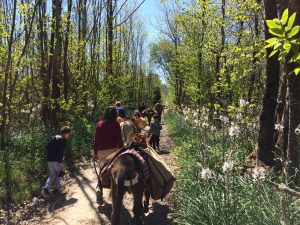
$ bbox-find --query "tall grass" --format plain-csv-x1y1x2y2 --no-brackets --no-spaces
166,111,300,225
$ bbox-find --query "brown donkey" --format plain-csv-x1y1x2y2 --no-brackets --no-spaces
111,153,150,225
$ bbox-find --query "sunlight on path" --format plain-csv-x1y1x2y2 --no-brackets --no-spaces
34,115,175,225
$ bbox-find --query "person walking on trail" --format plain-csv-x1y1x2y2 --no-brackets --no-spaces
154,100,164,123
42,126,71,198
93,106,124,167
115,101,126,120
149,115,162,152
138,102,147,114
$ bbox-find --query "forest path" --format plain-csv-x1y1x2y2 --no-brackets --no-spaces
29,116,176,225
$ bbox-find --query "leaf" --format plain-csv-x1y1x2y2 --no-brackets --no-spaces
266,20,281,29
269,28,284,37
288,26,300,38
286,12,297,31
269,50,278,57
282,9,289,25
266,37,278,44
283,42,291,52
254,52,261,58
293,67,300,75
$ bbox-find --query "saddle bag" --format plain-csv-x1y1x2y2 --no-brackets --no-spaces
144,147,176,200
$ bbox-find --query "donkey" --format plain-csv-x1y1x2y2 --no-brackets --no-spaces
110,152,150,225
142,107,157,126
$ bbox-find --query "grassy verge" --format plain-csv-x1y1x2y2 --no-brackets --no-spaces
165,111,300,225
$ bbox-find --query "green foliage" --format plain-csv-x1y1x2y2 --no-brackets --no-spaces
166,111,300,225
152,0,265,110
0,118,96,206
265,9,300,75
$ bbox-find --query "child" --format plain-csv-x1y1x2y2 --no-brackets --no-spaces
149,115,162,152
133,110,147,131
42,126,71,198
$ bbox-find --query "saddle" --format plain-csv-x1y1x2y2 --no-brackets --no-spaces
97,143,175,200
99,144,149,189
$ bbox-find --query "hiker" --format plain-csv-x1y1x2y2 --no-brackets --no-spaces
149,115,162,152
42,126,71,198
133,110,147,132
138,102,147,114
93,106,124,166
115,101,126,120
154,100,164,123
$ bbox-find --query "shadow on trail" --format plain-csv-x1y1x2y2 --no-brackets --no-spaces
48,197,78,212
98,201,132,225
144,202,172,225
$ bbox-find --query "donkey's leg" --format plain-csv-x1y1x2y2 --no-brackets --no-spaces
133,186,144,225
111,176,124,225
143,189,151,213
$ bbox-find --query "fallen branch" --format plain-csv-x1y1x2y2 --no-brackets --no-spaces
265,180,300,198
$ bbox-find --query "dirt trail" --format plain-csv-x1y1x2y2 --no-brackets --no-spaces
24,118,176,225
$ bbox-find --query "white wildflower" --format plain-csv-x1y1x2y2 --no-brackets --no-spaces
201,107,209,115
210,125,217,132
278,183,286,191
184,116,189,122
194,119,200,127
252,166,266,181
220,115,229,124
275,123,284,132
236,113,243,120
183,107,190,116
202,122,210,129
222,160,235,173
229,123,240,137
239,99,249,107
295,124,300,136
193,111,198,119
201,167,213,181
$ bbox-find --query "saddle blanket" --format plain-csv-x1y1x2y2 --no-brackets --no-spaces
108,149,150,181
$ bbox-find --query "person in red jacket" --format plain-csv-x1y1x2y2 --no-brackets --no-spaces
93,106,124,166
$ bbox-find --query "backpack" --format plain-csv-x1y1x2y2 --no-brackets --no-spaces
143,147,176,200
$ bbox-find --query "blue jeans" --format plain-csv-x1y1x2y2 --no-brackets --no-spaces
44,162,62,190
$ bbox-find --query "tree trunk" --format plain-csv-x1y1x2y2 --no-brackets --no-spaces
107,0,113,76
282,0,300,183
38,0,50,124
50,0,63,127
257,0,280,166
247,0,261,102
63,0,72,102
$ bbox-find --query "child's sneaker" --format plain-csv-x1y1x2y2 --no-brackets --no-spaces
42,188,53,198
53,188,66,196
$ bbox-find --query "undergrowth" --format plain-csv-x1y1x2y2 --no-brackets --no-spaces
0,118,95,207
166,111,300,225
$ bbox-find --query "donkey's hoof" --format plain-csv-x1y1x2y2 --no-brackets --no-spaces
143,205,149,213
96,191,104,205
143,200,149,213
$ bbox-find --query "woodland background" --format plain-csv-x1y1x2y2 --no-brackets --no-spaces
1,0,300,224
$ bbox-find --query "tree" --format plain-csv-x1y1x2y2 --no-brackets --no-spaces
257,0,280,166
